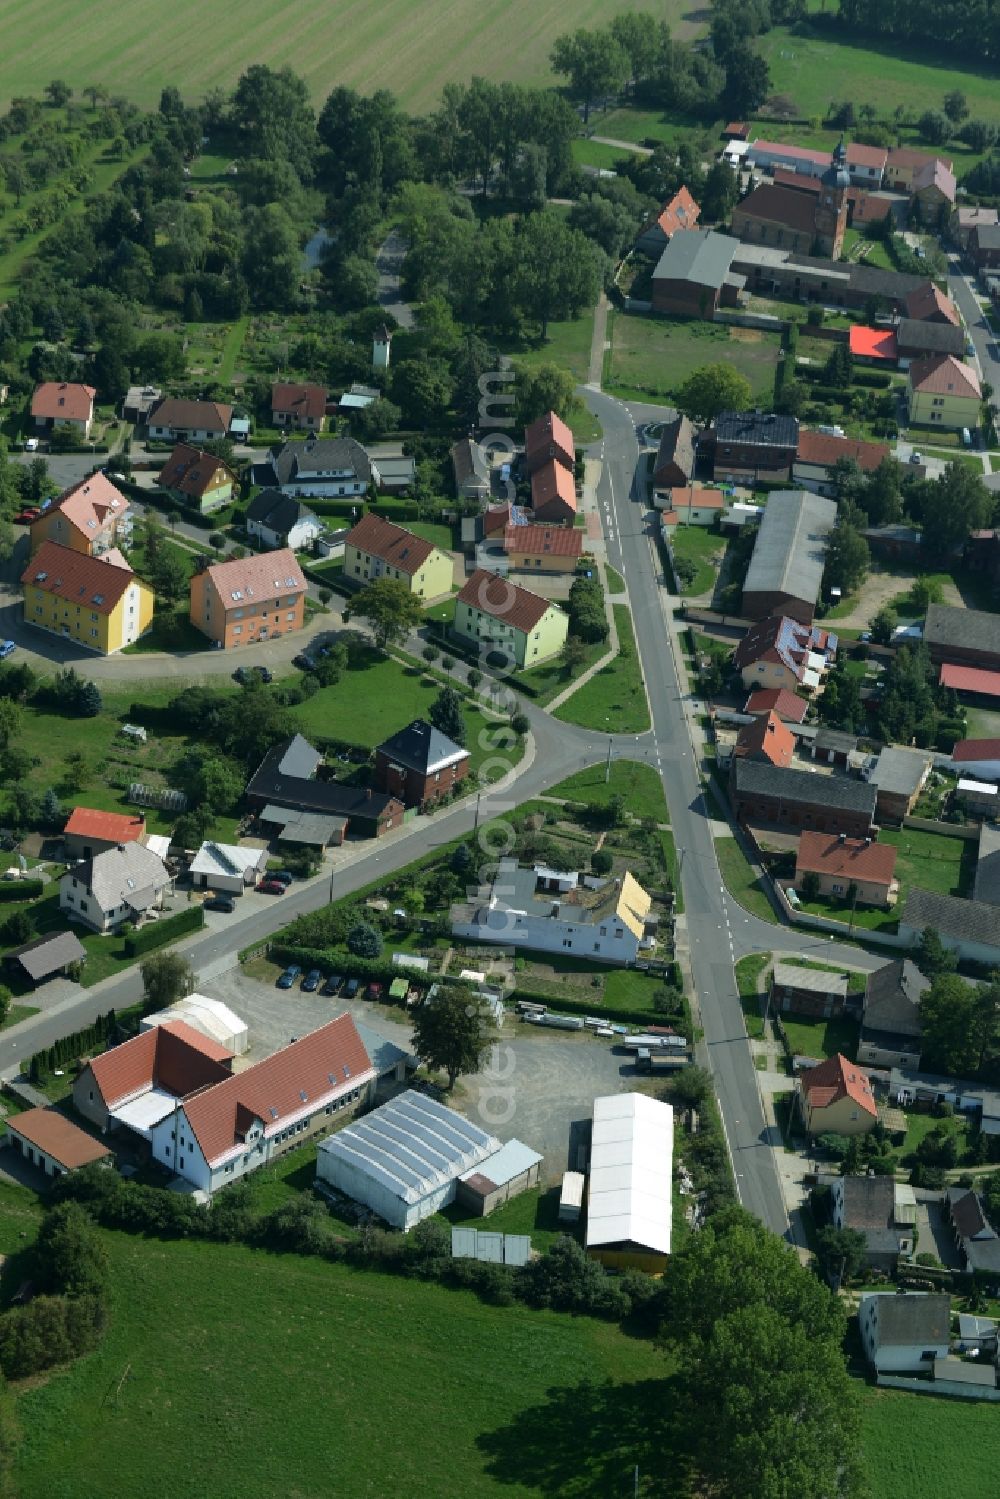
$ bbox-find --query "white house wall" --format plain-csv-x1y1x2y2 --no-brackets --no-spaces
452,910,640,965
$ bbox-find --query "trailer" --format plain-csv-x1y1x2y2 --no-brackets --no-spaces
636,1047,690,1073
558,1171,585,1223
526,1012,585,1031
620,1033,688,1052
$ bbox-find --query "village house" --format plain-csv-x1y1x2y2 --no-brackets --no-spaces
651,414,696,492
374,719,470,809
503,523,583,573
147,397,232,443
658,487,725,526
733,615,838,693
884,147,953,192
912,158,956,215
453,569,569,668
969,223,1000,273
343,512,453,600
956,207,999,251
898,887,1000,967
894,318,965,361
74,1018,235,1136
699,411,800,485
904,281,961,325
858,1293,951,1373
524,410,574,475
799,1052,878,1135
189,548,307,649
245,733,404,842
908,355,981,432
21,542,154,654
452,860,653,965
530,459,577,525
729,243,926,314
740,490,837,625
733,711,794,768
947,1186,1000,1276
651,229,743,318
730,760,877,837
832,1175,916,1272
795,830,899,907
63,807,146,862
245,490,322,552
866,746,933,822
270,382,327,432
30,381,96,437
770,961,850,1020
60,841,171,934
254,436,371,498
857,959,928,1069
28,473,131,557
743,687,808,723
951,736,1000,782
159,443,238,513
793,430,890,498
636,185,701,257
451,437,491,502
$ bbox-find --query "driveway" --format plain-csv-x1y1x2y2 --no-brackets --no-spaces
914,1196,963,1268
375,230,414,330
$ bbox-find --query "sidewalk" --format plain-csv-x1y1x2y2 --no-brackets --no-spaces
587,291,610,388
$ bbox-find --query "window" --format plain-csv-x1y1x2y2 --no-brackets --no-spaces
233,625,241,634
286,611,295,621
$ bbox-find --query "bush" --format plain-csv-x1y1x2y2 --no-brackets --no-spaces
591,849,614,875
123,905,203,957
347,921,383,959
0,878,43,902
853,371,892,389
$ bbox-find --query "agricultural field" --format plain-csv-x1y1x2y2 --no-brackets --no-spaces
862,1387,1000,1499
605,312,781,407
0,0,701,116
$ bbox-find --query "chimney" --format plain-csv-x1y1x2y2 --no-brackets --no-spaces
838,832,846,844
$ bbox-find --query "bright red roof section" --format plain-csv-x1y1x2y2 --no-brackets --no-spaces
802,1053,877,1117
849,326,898,361
940,664,1000,700
63,807,145,844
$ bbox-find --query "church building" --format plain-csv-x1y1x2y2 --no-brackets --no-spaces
731,141,850,260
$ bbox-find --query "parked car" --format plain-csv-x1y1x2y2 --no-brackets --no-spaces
301,968,323,992
233,665,274,686
343,977,360,998
13,509,39,526
366,981,384,1000
276,965,302,989
293,653,316,672
269,869,294,886
203,895,235,913
321,974,343,996
24,438,38,452
257,878,286,895
910,451,923,465
0,641,15,660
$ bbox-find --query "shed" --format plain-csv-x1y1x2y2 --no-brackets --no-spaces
4,1108,112,1178
188,840,268,894
559,1170,586,1223
585,1092,674,1272
140,993,249,1056
5,930,85,987
457,1138,543,1216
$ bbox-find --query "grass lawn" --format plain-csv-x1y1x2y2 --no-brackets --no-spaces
216,314,250,384
424,595,458,628
604,565,626,594
548,761,668,823
439,1185,569,1254
862,1386,1000,1499
605,311,780,405
403,521,456,552
495,314,601,442
553,605,649,734
1,1005,39,1031
735,952,771,1039
513,637,605,706
800,827,971,933
9,1226,668,1499
715,836,778,924
668,525,724,597
887,1110,971,1165
121,609,214,654
778,1014,859,1063
571,138,639,171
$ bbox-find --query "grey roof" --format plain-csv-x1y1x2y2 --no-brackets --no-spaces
895,318,965,357
451,438,489,486
974,822,1000,906
901,887,1000,951
773,962,848,998
652,228,739,290
258,806,347,845
461,1138,543,1191
377,719,469,775
730,243,927,304
8,930,86,980
974,224,1000,250
276,733,322,779
653,414,696,482
925,604,1000,660
814,728,858,754
245,488,316,537
731,758,878,816
868,746,931,798
260,437,371,488
863,960,927,1039
317,1089,498,1206
742,490,837,607
354,1022,416,1079
864,1292,951,1347
248,736,401,825
948,1187,1000,1272
68,843,169,916
710,410,800,449
839,1174,895,1231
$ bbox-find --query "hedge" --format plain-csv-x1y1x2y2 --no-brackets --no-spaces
852,371,892,389
124,905,204,956
0,878,43,902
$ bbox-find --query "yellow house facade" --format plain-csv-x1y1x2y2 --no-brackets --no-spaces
454,567,569,668
343,512,453,600
799,1053,878,1136
908,355,981,432
29,473,131,558
22,542,154,654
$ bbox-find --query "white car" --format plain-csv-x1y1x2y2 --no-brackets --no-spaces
24,438,38,452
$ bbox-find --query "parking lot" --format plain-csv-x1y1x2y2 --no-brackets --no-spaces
201,963,647,1182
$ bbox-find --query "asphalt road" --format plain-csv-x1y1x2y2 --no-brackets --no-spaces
947,259,996,393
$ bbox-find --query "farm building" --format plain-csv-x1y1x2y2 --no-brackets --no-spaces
457,1139,543,1217
4,930,86,988
4,1108,111,1178
316,1090,501,1231
585,1092,674,1273
140,993,249,1057
740,490,837,624
187,840,268,895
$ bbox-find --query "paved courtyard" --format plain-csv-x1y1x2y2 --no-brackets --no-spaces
202,963,644,1182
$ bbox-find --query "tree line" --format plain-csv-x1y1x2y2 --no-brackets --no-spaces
834,0,1000,64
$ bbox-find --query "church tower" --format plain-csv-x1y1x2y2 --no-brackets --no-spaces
814,139,850,259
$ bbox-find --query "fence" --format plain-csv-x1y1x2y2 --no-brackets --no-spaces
902,815,979,841
876,1373,1000,1402
680,605,754,632
770,871,911,949
715,310,784,332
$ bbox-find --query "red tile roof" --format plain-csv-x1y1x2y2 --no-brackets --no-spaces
952,738,1000,761
734,710,795,767
271,382,327,421
7,1108,111,1170
531,459,577,516
63,807,145,844
796,429,890,473
30,382,95,423
31,473,129,541
846,142,888,169
22,540,139,615
735,183,819,237
199,547,306,612
457,568,558,634
663,485,724,510
914,157,956,203
182,1014,374,1167
160,442,235,501
483,503,513,537
87,1020,233,1110
849,326,898,361
503,524,583,558
524,410,574,469
795,830,897,885
744,687,808,722
654,185,700,239
750,139,828,166
905,282,960,325
149,397,232,433
723,122,749,140
801,1053,877,1117
887,147,952,172
910,354,981,399
344,512,439,575
940,663,1000,699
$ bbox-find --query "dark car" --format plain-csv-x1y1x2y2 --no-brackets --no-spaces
233,665,274,686
276,965,301,989
301,968,322,992
343,977,360,998
293,653,316,672
366,981,384,1001
204,895,236,914
256,878,286,895
269,869,294,886
321,974,343,996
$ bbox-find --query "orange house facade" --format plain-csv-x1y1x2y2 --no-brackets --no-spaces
189,548,307,649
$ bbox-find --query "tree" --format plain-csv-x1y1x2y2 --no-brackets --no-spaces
675,363,751,425
559,635,588,679
78,681,102,718
917,109,950,146
909,575,943,613
510,212,603,337
411,985,495,1089
44,80,72,109
34,1202,108,1298
140,951,194,1013
917,926,958,978
83,85,108,111
591,848,614,875
40,787,63,830
723,50,771,117
800,870,821,902
914,463,992,557
347,921,383,958
515,362,581,429
2,158,28,206
920,972,980,1075
429,686,467,746
823,520,869,597
943,89,969,125
467,668,482,692
869,606,896,645
0,982,11,1027
231,64,317,181
814,1224,867,1287
348,577,424,650
550,28,629,123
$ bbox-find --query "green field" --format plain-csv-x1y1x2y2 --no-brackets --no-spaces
862,1387,1000,1498
571,138,639,171
0,1,698,115
554,605,650,734
605,312,781,405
